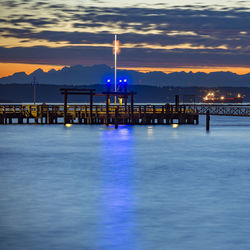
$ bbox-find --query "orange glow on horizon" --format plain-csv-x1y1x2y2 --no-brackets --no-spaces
0,63,250,78
0,63,66,78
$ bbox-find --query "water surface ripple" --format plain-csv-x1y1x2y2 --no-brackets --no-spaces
1,116,250,250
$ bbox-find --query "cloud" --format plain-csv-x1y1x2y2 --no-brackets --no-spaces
0,45,250,68
9,17,58,27
0,0,22,8
0,1,250,68
1,5,250,48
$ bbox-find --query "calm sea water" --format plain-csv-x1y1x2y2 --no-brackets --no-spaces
1,116,250,250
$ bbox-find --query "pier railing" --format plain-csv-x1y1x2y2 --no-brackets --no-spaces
0,104,194,115
186,104,250,116
2,104,250,117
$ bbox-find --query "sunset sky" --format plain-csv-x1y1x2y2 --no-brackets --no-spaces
0,0,250,77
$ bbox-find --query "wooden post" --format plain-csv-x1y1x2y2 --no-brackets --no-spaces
131,93,134,124
206,110,210,131
175,95,179,112
45,110,48,124
160,105,164,124
165,104,170,114
64,90,68,125
115,107,119,129
95,105,99,124
152,105,155,124
71,105,76,123
0,115,4,124
106,94,110,125
196,115,199,125
18,115,23,124
35,106,39,124
28,106,31,121
90,92,93,124
84,106,87,124
125,96,128,112
40,105,43,124
171,105,173,114
161,105,164,114
78,111,82,124
52,106,55,124
142,105,146,124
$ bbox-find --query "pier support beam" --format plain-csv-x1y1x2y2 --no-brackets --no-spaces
106,94,110,125
196,116,199,125
90,92,93,124
18,116,23,124
131,94,134,124
175,95,179,112
115,107,119,129
64,90,68,125
0,115,4,124
206,110,210,131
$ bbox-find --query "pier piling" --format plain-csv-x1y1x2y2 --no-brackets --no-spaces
115,107,119,129
206,110,210,131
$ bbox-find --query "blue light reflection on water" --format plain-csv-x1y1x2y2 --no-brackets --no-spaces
98,126,136,249
0,116,250,250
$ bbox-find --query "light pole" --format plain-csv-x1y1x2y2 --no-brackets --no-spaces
114,34,117,104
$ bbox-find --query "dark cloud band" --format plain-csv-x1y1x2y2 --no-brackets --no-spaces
0,46,250,68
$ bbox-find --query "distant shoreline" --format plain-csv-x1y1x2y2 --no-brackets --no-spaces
1,84,250,103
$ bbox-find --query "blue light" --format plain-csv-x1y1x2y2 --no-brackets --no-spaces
105,77,112,90
119,79,122,83
123,78,128,83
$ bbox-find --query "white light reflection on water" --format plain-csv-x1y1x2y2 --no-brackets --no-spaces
147,126,153,137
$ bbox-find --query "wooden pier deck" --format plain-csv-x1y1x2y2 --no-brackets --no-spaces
0,104,199,125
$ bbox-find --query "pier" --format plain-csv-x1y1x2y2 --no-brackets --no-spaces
2,102,250,125
0,89,199,126
0,104,199,125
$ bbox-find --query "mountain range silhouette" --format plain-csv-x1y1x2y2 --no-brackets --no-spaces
0,64,250,87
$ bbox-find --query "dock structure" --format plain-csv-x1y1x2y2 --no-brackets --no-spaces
0,104,199,125
0,88,199,125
